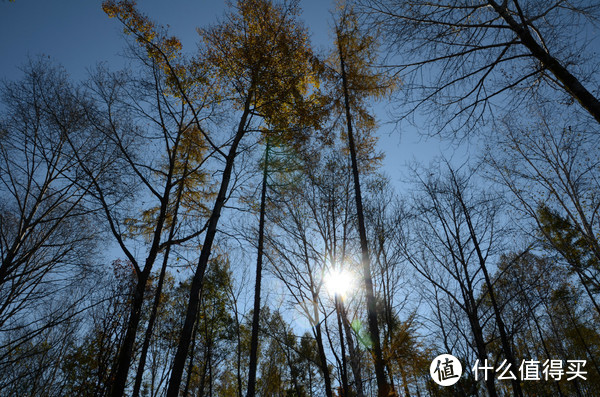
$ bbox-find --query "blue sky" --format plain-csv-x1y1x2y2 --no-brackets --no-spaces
0,0,449,188
0,1,330,80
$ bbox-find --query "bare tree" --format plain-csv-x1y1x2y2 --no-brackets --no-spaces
402,162,525,396
0,60,101,371
265,180,337,397
487,110,600,316
360,0,600,134
363,177,426,396
78,54,215,396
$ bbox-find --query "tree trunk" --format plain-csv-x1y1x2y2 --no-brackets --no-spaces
341,303,365,397
518,279,565,397
109,143,177,397
335,297,350,397
109,269,149,397
458,193,523,397
314,323,334,397
338,34,390,397
183,311,201,397
487,0,600,125
133,158,189,397
131,251,170,397
247,138,270,397
467,302,498,397
166,98,251,396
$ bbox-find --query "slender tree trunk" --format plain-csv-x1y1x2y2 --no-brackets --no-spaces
337,34,389,397
110,156,177,397
338,222,364,397
458,194,523,397
466,301,498,397
575,270,600,317
478,263,524,397
183,311,202,397
314,323,334,397
520,283,565,397
335,297,350,397
109,235,170,396
247,138,270,397
166,98,251,396
433,291,468,397
110,270,150,396
286,344,302,397
133,159,189,397
341,303,365,397
234,308,243,397
197,345,210,397
131,250,170,397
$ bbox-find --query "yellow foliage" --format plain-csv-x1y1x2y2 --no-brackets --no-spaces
102,0,207,99
199,0,328,143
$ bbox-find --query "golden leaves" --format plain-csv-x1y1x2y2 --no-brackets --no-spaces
199,0,325,136
102,0,193,97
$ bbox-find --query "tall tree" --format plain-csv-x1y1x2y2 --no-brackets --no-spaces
330,6,395,396
246,138,270,397
0,60,101,382
73,5,220,395
402,163,504,396
363,177,427,396
487,112,600,315
100,2,230,394
166,1,321,394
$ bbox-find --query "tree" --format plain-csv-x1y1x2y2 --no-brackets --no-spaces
58,260,137,397
487,112,600,316
255,308,298,396
0,59,102,386
538,205,600,314
483,252,600,395
246,25,325,395
83,64,211,397
265,173,337,397
329,5,395,395
94,3,222,395
179,259,236,397
402,162,515,397
360,0,600,133
363,178,428,396
164,1,321,394
130,126,207,397
247,139,270,397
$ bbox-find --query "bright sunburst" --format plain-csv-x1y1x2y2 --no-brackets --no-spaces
324,268,356,299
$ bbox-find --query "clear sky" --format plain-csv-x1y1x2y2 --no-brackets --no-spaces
0,1,330,80
0,0,451,189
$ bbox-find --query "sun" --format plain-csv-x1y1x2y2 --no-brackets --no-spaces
324,268,356,299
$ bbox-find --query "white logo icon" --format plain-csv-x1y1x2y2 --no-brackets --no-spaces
430,354,462,386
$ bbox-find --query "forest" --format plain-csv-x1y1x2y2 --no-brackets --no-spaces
0,0,599,396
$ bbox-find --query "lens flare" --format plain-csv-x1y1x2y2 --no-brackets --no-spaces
324,268,355,299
